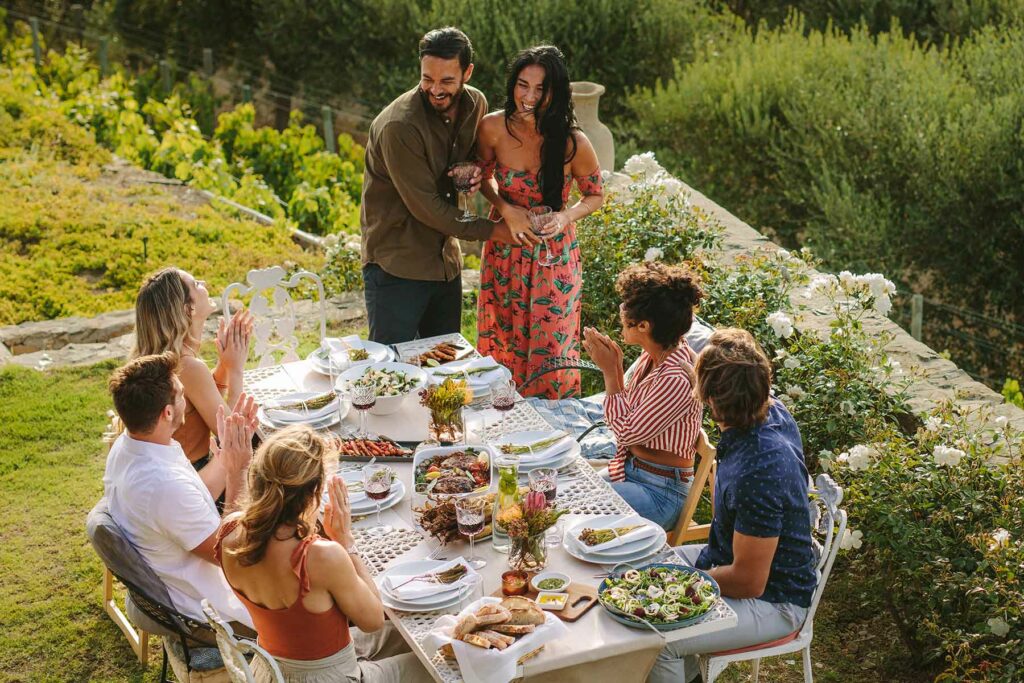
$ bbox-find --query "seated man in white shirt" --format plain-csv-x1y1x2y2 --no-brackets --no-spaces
104,351,257,630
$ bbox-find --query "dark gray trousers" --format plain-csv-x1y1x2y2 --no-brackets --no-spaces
363,263,462,345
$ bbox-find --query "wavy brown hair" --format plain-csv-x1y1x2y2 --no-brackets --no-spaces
617,262,703,348
226,425,330,567
694,328,772,430
132,267,195,359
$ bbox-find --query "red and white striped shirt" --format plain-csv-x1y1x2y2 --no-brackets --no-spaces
604,343,702,482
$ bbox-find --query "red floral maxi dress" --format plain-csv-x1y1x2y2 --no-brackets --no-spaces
476,160,603,399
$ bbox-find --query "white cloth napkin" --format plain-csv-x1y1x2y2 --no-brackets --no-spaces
505,431,573,464
431,356,507,388
383,557,478,601
575,514,659,552
263,394,338,422
423,596,569,683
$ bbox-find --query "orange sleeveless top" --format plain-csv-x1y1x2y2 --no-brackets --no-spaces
215,520,352,660
175,350,226,463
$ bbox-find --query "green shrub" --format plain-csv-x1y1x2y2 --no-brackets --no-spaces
832,403,1023,681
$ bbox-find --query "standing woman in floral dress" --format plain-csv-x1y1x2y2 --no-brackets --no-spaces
475,45,604,399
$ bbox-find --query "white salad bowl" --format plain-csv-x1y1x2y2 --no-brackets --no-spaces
336,361,428,416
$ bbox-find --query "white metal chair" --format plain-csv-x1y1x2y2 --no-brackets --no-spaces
221,266,327,367
699,473,848,683
201,600,284,683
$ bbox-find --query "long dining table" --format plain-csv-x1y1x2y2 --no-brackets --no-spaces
243,333,737,683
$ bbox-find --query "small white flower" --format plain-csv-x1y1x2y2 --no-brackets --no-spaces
884,358,902,375
924,416,943,433
783,357,801,370
840,528,863,550
988,617,1010,637
994,415,1008,428
786,385,806,400
932,445,965,467
818,450,834,472
838,271,856,290
644,247,664,262
846,444,874,471
989,528,1011,551
874,293,892,316
767,311,794,339
775,349,788,360
841,400,856,416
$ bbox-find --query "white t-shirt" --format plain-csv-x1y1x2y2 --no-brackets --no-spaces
103,433,253,628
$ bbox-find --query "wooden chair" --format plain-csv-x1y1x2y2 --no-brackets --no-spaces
202,600,283,683
699,474,848,683
221,266,327,367
96,412,156,666
669,429,717,546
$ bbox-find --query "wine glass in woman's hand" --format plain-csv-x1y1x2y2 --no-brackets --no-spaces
528,206,559,266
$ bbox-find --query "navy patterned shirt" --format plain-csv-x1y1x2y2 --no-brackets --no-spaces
696,401,817,607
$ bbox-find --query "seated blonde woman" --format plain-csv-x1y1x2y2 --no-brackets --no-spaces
133,268,254,495
216,426,431,683
582,262,704,530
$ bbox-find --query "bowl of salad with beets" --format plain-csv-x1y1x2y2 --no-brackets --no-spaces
598,563,720,631
336,362,429,415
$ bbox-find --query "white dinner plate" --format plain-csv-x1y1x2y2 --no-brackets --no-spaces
380,584,471,612
377,559,475,611
562,516,666,564
491,429,574,463
258,406,342,431
516,441,581,473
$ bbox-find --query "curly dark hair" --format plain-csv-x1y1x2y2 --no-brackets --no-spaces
616,262,703,348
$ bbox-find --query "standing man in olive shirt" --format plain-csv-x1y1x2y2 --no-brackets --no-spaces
360,27,527,344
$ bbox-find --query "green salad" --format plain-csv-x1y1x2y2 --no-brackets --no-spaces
352,368,419,396
601,566,717,623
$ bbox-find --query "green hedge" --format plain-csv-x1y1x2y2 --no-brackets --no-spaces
625,17,1024,381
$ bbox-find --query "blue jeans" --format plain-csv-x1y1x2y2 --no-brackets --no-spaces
610,457,691,530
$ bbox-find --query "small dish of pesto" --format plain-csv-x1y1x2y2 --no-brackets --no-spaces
530,570,570,593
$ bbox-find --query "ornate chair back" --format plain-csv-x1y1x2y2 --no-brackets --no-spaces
221,266,326,367
201,600,284,683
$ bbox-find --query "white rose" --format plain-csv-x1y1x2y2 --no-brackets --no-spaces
767,311,794,339
644,247,664,262
994,415,1008,428
841,400,856,417
786,385,806,400
988,528,1011,551
874,293,892,316
783,357,801,370
932,445,965,467
988,617,1011,637
846,444,874,471
838,271,856,291
840,528,863,551
924,416,943,433
623,151,664,179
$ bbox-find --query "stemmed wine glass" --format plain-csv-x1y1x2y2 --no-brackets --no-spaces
350,383,377,439
529,467,560,547
528,205,559,266
455,496,487,570
363,464,394,535
450,161,479,223
490,379,517,436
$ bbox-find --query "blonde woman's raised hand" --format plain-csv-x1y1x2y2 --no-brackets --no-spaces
216,310,253,374
231,391,259,434
323,475,355,549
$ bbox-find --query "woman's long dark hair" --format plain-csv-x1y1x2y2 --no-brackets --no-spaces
503,45,578,211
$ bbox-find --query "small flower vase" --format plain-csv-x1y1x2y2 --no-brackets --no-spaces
508,532,548,572
427,407,465,446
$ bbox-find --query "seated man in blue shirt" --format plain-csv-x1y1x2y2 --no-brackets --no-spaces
649,328,817,683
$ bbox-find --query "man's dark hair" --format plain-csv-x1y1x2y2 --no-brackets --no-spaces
108,352,178,434
419,27,473,70
695,329,772,431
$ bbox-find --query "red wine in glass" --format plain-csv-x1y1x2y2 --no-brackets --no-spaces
536,481,557,504
366,485,391,501
450,162,478,222
363,465,394,535
455,497,487,569
457,515,485,537
492,396,515,412
351,383,376,439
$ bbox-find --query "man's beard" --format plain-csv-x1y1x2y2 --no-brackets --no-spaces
421,85,463,114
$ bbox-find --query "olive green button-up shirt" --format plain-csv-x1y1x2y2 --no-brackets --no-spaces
360,85,494,282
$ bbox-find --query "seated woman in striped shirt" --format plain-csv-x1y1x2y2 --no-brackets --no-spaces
582,262,704,530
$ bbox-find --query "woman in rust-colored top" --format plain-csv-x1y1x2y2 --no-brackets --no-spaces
217,426,430,683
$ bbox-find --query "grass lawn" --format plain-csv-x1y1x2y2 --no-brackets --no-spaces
0,306,927,682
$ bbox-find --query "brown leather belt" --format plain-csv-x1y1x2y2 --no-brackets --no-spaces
630,457,693,482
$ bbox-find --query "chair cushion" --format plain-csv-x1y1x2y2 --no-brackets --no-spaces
167,637,226,672
125,593,178,639
709,628,801,656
